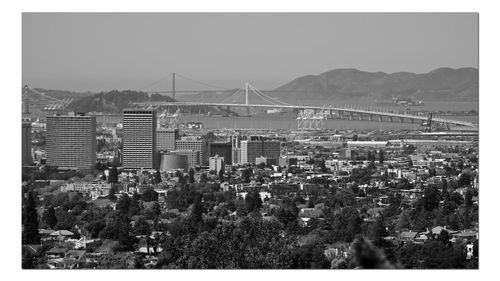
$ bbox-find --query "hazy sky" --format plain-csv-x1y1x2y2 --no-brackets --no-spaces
22,13,478,92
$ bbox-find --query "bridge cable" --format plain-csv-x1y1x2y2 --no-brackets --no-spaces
220,85,245,104
174,73,232,91
139,73,173,91
248,84,292,106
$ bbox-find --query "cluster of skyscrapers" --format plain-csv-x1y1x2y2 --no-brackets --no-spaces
24,108,281,172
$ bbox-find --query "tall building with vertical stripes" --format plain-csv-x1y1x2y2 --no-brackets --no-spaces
156,128,179,153
123,109,157,170
46,113,96,170
240,140,280,164
22,121,32,165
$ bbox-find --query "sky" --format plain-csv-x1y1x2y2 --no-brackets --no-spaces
22,13,478,92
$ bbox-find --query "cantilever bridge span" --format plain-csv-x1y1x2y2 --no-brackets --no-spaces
134,100,476,128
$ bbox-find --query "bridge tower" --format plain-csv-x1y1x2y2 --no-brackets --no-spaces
22,85,30,115
245,82,250,116
172,72,176,100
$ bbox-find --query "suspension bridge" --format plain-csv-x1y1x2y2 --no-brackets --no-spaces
22,72,477,129
133,73,477,129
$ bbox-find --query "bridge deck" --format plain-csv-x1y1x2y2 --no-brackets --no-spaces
132,101,477,128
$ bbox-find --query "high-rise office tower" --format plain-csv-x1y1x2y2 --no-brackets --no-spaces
231,134,242,165
240,140,280,164
46,113,96,170
175,137,207,165
209,141,232,165
123,109,157,170
262,141,281,164
156,128,179,153
22,121,32,165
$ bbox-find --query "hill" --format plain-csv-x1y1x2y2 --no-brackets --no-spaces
67,90,176,113
272,67,478,101
31,88,95,100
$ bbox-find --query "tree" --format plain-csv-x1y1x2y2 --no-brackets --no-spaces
42,206,57,229
367,216,388,244
245,189,262,213
319,160,328,173
464,189,473,209
129,192,141,216
54,208,76,230
142,188,158,202
176,218,295,269
22,191,40,244
437,229,451,245
418,186,441,212
463,189,473,229
351,236,395,269
396,210,411,230
100,212,136,251
154,170,162,184
242,168,253,183
200,173,208,184
116,194,131,214
448,192,464,206
133,217,151,236
134,255,145,269
189,194,204,227
108,166,119,184
218,169,225,182
152,202,162,217
107,184,117,201
86,219,106,239
441,179,449,199
188,168,195,184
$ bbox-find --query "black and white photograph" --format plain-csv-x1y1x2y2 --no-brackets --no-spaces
11,2,494,274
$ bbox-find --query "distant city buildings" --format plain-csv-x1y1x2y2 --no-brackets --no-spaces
46,113,96,170
22,122,32,165
122,109,157,170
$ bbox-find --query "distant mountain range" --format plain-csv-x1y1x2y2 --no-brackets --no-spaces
271,67,478,101
29,67,478,113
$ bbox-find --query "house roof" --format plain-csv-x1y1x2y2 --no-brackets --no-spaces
453,230,478,238
66,250,86,259
47,247,69,254
399,231,418,239
431,226,445,235
39,228,54,235
50,230,74,236
23,244,43,254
